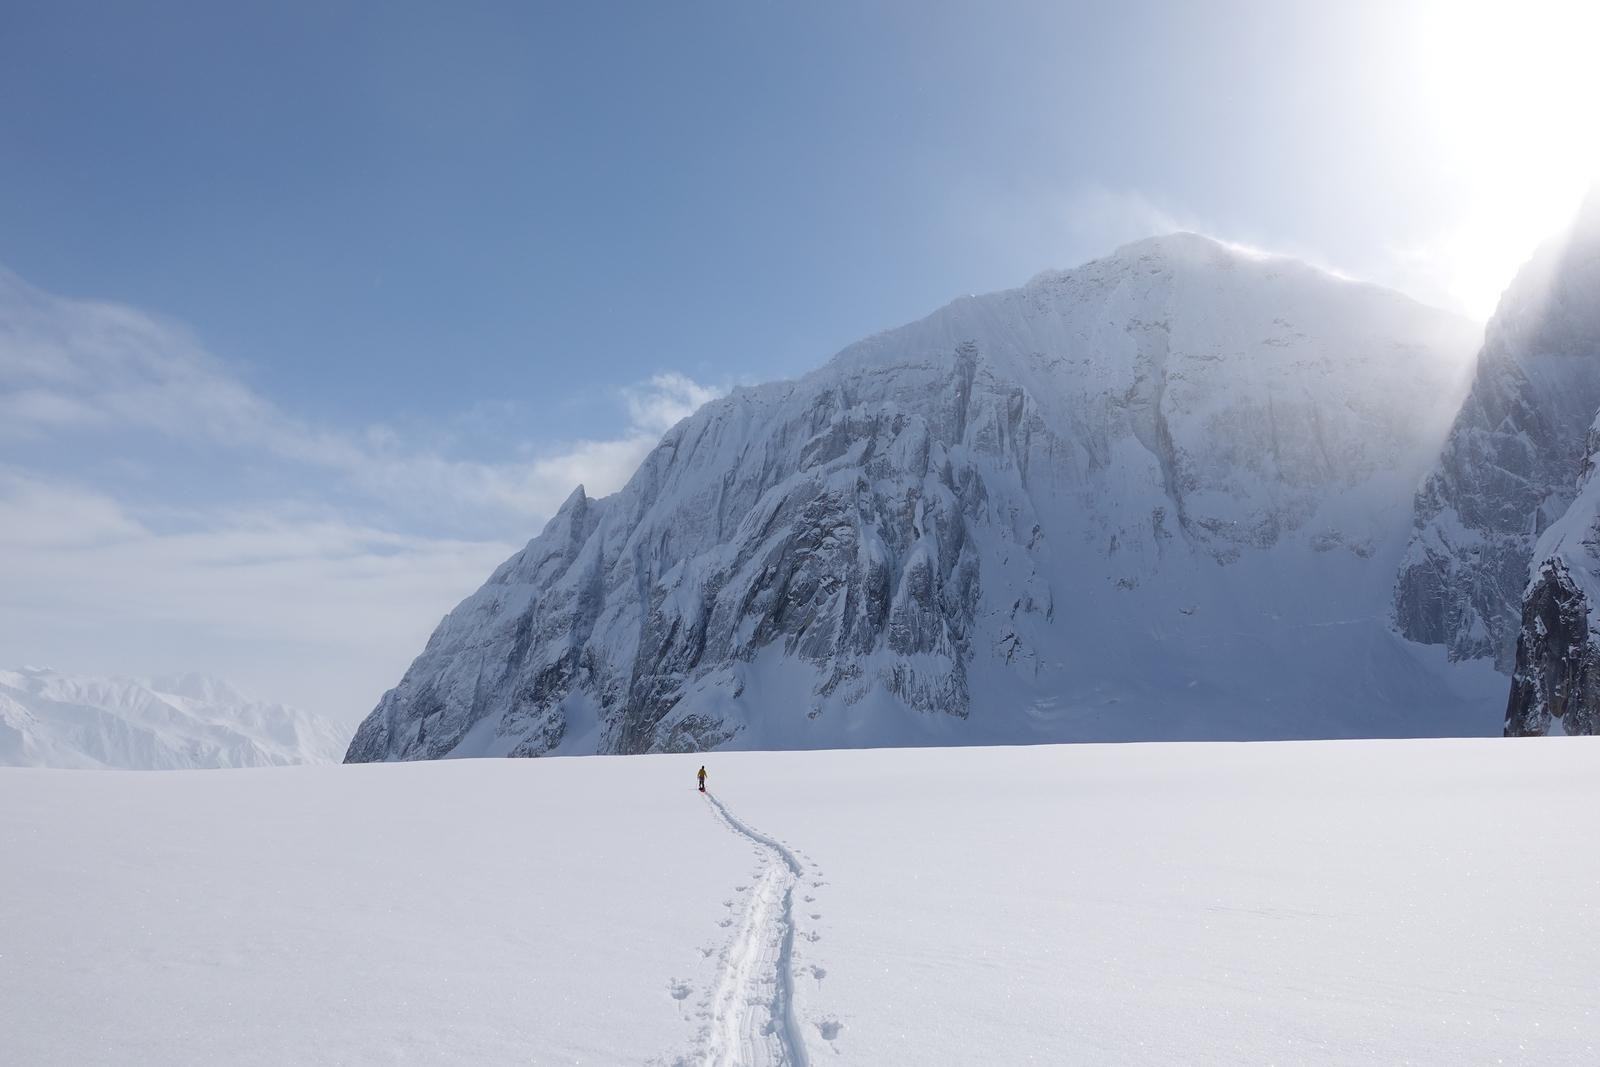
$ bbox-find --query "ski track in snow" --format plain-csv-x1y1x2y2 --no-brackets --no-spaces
694,792,811,1067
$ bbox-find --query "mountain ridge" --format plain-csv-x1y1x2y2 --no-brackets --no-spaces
1396,191,1600,671
0,666,347,769
347,233,1492,762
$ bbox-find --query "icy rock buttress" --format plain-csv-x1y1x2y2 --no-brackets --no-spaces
1505,421,1600,737
348,233,1487,761
1397,193,1600,672
1450,192,1600,737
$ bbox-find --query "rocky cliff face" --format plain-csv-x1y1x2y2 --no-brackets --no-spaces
1396,194,1600,670
347,233,1484,762
1506,407,1600,736
1505,559,1600,736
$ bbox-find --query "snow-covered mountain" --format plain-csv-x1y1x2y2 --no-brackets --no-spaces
348,233,1494,762
1395,192,1600,671
1497,197,1600,736
0,667,348,769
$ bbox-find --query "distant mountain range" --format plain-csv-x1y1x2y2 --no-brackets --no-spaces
0,667,347,769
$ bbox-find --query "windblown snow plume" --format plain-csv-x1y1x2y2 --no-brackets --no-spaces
348,233,1486,761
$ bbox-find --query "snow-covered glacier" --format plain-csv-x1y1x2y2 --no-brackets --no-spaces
13,742,1600,1064
347,233,1496,761
0,668,347,769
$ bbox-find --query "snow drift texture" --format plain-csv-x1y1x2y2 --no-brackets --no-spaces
348,233,1498,761
0,667,347,769
11,743,1600,1065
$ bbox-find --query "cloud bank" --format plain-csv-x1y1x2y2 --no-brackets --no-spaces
0,265,724,725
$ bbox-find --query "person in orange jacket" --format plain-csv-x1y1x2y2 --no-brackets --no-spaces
697,765,707,792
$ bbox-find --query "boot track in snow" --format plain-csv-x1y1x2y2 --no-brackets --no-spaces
697,793,810,1067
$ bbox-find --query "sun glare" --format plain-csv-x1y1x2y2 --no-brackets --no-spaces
1415,0,1600,317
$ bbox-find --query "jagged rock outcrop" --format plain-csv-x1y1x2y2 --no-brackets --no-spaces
1506,407,1600,736
347,233,1484,761
1396,192,1600,670
1505,559,1600,736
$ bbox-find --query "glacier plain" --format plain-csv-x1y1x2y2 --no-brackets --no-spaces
4,738,1598,1065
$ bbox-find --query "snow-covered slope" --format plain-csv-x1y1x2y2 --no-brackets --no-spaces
349,233,1487,762
0,667,348,769
6,741,1600,1064
1396,192,1600,671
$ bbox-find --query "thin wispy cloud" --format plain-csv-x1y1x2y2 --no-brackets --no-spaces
0,467,517,723
0,265,724,529
0,264,726,722
624,372,725,435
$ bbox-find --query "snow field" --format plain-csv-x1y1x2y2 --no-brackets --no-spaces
5,738,1600,1064
724,740,1600,1064
0,759,755,1065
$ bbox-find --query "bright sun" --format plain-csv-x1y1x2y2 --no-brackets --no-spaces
1414,0,1600,317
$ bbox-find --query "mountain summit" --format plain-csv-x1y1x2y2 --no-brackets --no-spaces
347,235,1486,761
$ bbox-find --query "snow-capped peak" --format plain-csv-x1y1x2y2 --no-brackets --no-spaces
348,234,1488,762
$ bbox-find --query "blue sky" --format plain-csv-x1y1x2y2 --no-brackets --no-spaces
1,0,1595,723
